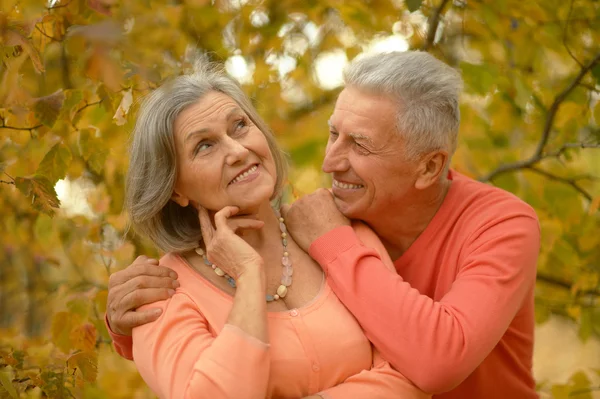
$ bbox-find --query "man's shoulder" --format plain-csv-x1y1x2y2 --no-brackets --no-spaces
448,170,538,222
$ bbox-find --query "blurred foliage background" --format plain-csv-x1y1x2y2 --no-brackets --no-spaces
1,0,599,397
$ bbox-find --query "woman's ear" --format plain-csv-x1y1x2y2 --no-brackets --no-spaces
171,190,190,207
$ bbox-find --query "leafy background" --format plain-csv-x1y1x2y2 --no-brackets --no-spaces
1,0,599,397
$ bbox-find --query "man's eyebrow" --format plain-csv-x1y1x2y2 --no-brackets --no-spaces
349,132,374,146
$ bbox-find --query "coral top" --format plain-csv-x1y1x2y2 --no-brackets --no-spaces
308,170,541,399
110,223,428,399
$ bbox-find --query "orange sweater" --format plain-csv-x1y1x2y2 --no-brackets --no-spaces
108,223,428,399
309,170,540,398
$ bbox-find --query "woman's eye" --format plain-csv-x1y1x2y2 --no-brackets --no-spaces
195,142,211,154
236,119,248,130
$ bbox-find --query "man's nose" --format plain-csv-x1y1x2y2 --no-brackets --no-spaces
322,139,349,173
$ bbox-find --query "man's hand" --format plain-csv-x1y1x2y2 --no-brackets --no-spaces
282,188,350,252
106,256,180,336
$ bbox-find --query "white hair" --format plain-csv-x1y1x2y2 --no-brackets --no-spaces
343,51,463,158
126,58,288,253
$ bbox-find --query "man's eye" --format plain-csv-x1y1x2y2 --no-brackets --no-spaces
329,131,338,139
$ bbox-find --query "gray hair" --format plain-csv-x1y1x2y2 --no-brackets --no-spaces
125,59,288,253
343,51,463,159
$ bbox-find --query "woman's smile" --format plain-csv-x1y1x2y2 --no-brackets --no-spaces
228,164,260,186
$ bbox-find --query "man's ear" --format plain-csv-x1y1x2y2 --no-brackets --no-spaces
415,150,448,190
171,190,190,207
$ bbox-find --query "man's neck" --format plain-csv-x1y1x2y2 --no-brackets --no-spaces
368,178,452,261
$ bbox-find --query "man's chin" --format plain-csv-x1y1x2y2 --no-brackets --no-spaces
333,196,359,219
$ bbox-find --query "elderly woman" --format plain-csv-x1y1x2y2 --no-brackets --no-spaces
110,60,427,399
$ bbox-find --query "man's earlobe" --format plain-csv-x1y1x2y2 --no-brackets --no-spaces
171,191,190,207
415,151,447,190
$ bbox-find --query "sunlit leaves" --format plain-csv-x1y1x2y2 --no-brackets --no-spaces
14,175,60,216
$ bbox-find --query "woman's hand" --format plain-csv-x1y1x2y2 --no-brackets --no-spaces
199,206,265,282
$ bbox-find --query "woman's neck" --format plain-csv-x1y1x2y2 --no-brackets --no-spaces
236,200,285,272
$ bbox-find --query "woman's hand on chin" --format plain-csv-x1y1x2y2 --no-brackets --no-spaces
198,205,265,283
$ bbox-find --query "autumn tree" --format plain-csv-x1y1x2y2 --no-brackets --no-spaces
1,0,599,397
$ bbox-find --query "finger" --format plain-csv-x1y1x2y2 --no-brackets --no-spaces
133,255,158,265
110,263,177,288
120,308,164,331
227,218,265,233
123,274,179,292
198,206,215,244
214,206,240,231
120,286,176,311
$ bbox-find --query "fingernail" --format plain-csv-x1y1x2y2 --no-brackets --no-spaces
172,280,180,288
169,272,177,279
168,289,175,296
153,308,163,316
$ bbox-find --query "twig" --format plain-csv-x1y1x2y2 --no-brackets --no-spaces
545,143,600,159
423,0,452,51
562,0,583,67
74,100,102,116
35,25,61,42
0,180,15,185
527,166,593,201
479,52,600,182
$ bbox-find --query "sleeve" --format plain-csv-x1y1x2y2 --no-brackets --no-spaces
309,215,540,394
132,291,270,399
318,348,431,399
104,314,134,361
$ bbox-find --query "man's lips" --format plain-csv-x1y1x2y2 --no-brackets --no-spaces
332,179,364,189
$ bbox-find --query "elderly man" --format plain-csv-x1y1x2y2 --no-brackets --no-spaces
106,51,540,399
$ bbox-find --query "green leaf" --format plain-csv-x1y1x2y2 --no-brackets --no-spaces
61,89,84,120
592,65,600,85
461,62,498,95
15,175,61,216
0,370,18,399
406,0,423,12
34,213,54,242
51,312,74,353
579,307,593,342
78,128,108,174
36,142,72,184
34,90,65,128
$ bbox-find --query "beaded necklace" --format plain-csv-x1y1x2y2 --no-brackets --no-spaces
194,207,293,302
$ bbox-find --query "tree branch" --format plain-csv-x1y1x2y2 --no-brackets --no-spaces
562,0,583,67
527,166,593,201
0,180,15,185
479,52,600,182
422,0,452,51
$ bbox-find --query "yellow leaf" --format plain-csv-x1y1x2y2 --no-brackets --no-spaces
70,323,97,353
554,102,584,130
112,89,133,126
67,351,98,383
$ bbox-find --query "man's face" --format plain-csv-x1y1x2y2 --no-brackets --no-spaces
323,86,420,223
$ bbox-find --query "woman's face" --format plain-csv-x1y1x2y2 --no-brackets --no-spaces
170,91,277,213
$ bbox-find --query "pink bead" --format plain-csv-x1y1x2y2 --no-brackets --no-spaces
282,256,291,267
279,222,287,233
282,266,293,277
281,275,292,286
